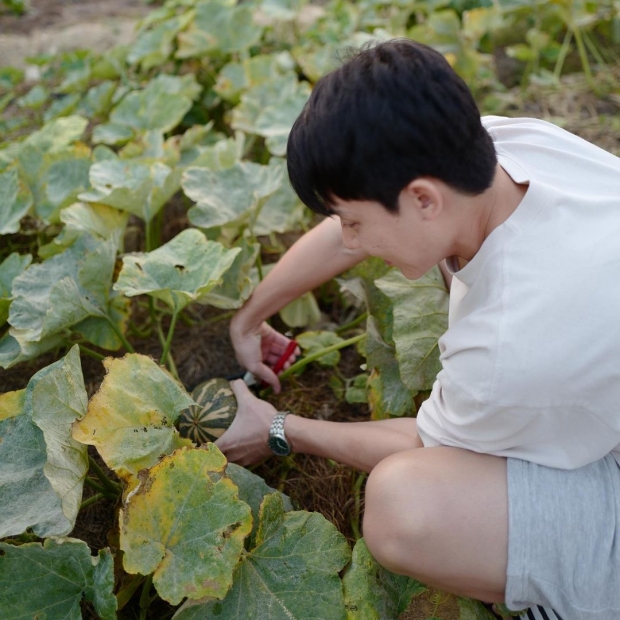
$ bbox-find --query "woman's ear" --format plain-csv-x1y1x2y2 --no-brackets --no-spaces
401,179,443,220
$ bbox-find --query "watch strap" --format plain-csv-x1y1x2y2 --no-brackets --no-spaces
268,411,291,455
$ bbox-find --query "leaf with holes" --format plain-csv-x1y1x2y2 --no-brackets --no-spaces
114,228,241,313
120,445,252,605
72,353,194,488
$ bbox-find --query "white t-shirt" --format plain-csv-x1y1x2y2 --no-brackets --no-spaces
416,116,620,469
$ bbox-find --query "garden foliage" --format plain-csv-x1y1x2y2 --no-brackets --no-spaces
0,0,618,617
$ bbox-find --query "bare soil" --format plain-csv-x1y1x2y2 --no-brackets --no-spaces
0,0,149,69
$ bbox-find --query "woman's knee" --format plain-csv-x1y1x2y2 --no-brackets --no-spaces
362,450,438,573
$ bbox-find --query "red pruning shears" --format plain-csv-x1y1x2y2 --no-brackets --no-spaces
228,340,299,389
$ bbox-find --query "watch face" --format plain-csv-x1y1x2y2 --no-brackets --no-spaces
269,435,290,456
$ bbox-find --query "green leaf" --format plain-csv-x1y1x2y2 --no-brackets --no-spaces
72,353,195,487
198,237,259,310
41,200,128,258
103,74,201,136
260,0,307,21
374,267,449,392
231,75,311,156
0,346,88,538
176,1,263,58
345,374,368,405
17,84,49,109
114,228,241,313
366,318,415,418
128,15,191,70
120,445,253,605
184,134,242,170
338,260,416,418
343,538,426,619
0,252,32,326
0,538,117,620
214,52,295,103
184,161,284,229
173,493,351,620
17,138,92,223
8,233,117,348
79,157,181,223
43,92,81,122
0,168,32,234
279,291,322,328
254,160,306,236
21,115,88,152
60,201,130,246
92,122,134,145
77,80,117,118
73,291,131,351
225,462,293,547
0,331,63,369
297,330,345,366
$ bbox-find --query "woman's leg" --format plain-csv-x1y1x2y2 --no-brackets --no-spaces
363,446,508,603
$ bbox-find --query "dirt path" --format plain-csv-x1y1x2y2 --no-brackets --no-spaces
0,0,150,69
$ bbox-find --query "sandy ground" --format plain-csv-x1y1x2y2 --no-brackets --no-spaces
0,0,149,69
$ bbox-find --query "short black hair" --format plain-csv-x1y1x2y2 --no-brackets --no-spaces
286,39,497,215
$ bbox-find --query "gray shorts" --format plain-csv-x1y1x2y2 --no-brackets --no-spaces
506,453,620,619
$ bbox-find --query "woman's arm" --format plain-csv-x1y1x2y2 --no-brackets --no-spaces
230,216,368,390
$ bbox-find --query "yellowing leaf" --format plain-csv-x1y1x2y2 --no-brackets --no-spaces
72,354,194,487
120,445,252,605
0,389,25,422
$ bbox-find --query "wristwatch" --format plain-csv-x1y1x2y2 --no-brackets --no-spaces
268,411,291,456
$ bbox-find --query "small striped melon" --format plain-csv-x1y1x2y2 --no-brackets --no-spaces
178,378,238,444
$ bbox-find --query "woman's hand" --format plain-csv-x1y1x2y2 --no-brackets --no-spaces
230,320,299,393
215,380,280,466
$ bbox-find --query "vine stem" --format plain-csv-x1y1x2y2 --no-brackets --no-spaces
78,345,105,361
572,25,593,86
116,574,145,611
84,476,107,494
104,314,135,353
278,333,366,382
88,456,122,495
350,472,367,541
159,309,180,367
139,574,154,620
553,28,573,80
335,312,368,335
80,493,105,510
